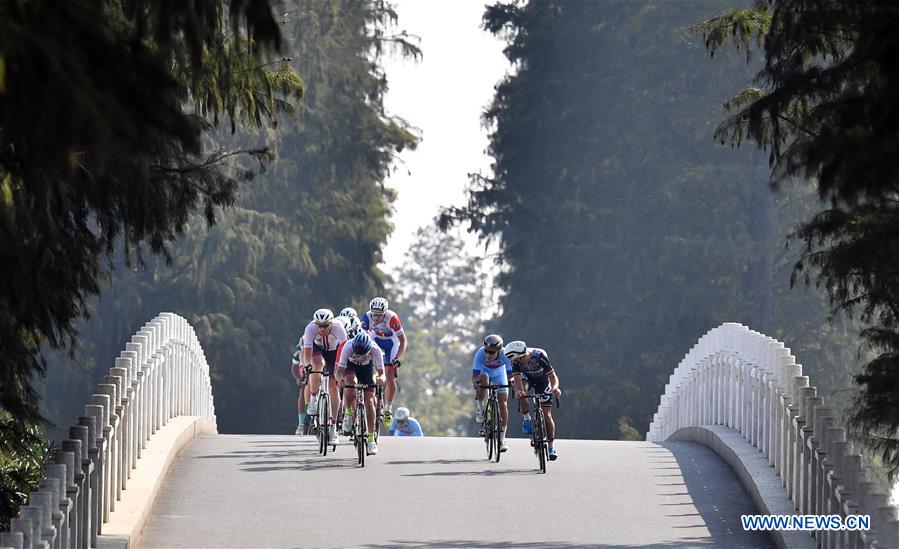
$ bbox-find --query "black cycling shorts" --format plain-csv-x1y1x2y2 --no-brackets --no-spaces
527,375,553,405
312,344,338,376
343,362,377,388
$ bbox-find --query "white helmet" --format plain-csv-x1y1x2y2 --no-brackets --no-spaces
340,307,358,319
313,308,334,326
344,315,363,338
394,407,410,421
503,340,528,360
369,297,388,314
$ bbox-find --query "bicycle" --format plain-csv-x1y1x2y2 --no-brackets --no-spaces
477,382,509,463
344,383,374,467
518,390,560,473
374,383,386,442
310,368,335,456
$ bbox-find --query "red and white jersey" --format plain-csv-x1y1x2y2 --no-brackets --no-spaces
337,342,385,372
361,310,404,343
301,320,348,351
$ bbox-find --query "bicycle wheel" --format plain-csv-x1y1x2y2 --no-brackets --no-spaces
534,408,546,473
484,399,495,460
357,402,366,467
320,393,331,456
374,386,384,442
493,400,502,463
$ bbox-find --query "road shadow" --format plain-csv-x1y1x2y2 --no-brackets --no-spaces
655,441,776,548
351,539,722,548
401,468,536,477
385,458,485,466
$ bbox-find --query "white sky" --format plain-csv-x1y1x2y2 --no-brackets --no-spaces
379,0,509,272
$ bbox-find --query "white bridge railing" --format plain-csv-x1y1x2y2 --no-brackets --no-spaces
1,313,215,549
647,322,899,548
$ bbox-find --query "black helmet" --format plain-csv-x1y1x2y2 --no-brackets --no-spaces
483,334,504,352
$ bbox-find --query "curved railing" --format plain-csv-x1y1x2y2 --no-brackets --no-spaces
647,322,899,548
0,313,215,549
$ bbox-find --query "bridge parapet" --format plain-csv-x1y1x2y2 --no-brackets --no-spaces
647,322,899,548
0,313,215,549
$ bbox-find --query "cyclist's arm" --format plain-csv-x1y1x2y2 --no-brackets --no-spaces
395,332,406,362
547,370,561,396
335,343,350,376
373,346,386,383
301,322,315,367
471,351,484,386
411,418,423,436
511,371,525,398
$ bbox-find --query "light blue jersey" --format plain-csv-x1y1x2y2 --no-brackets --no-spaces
472,347,513,391
388,417,423,436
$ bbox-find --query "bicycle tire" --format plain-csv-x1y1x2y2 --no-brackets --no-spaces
375,386,384,442
357,401,366,467
485,399,495,460
535,408,546,473
493,398,502,463
320,393,330,456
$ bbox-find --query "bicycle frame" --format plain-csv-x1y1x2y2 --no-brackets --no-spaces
313,369,333,456
478,382,509,463
518,390,560,473
344,383,375,467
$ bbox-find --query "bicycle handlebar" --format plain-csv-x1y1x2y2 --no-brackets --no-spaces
344,383,375,390
516,392,562,408
475,381,510,389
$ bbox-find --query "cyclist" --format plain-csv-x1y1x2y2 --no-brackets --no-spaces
335,315,363,434
504,340,562,461
290,336,311,435
339,306,358,320
336,332,386,455
301,308,348,445
388,407,423,436
361,297,406,425
472,334,512,452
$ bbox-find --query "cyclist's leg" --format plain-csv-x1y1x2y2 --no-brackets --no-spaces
294,366,307,430
492,368,510,429
323,351,340,429
378,339,397,409
307,352,325,413
542,401,556,456
473,372,488,421
343,368,358,427
357,365,377,433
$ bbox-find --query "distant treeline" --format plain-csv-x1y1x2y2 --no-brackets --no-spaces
39,0,419,437
443,0,868,440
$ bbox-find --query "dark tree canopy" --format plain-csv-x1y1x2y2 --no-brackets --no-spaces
692,0,899,477
37,0,419,436
443,0,866,440
0,0,300,435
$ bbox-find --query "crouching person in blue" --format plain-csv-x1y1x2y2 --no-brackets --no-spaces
388,407,423,436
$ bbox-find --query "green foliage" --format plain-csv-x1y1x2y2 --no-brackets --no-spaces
0,413,55,531
390,225,492,436
443,0,866,441
0,0,297,443
39,0,419,437
695,0,899,478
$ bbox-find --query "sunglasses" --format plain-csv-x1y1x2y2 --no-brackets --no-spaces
485,348,500,355
315,322,331,328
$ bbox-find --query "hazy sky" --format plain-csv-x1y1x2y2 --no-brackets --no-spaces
380,1,508,272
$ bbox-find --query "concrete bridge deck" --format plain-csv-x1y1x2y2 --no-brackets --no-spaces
136,435,774,548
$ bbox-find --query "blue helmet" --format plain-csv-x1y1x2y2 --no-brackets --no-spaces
352,332,372,354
